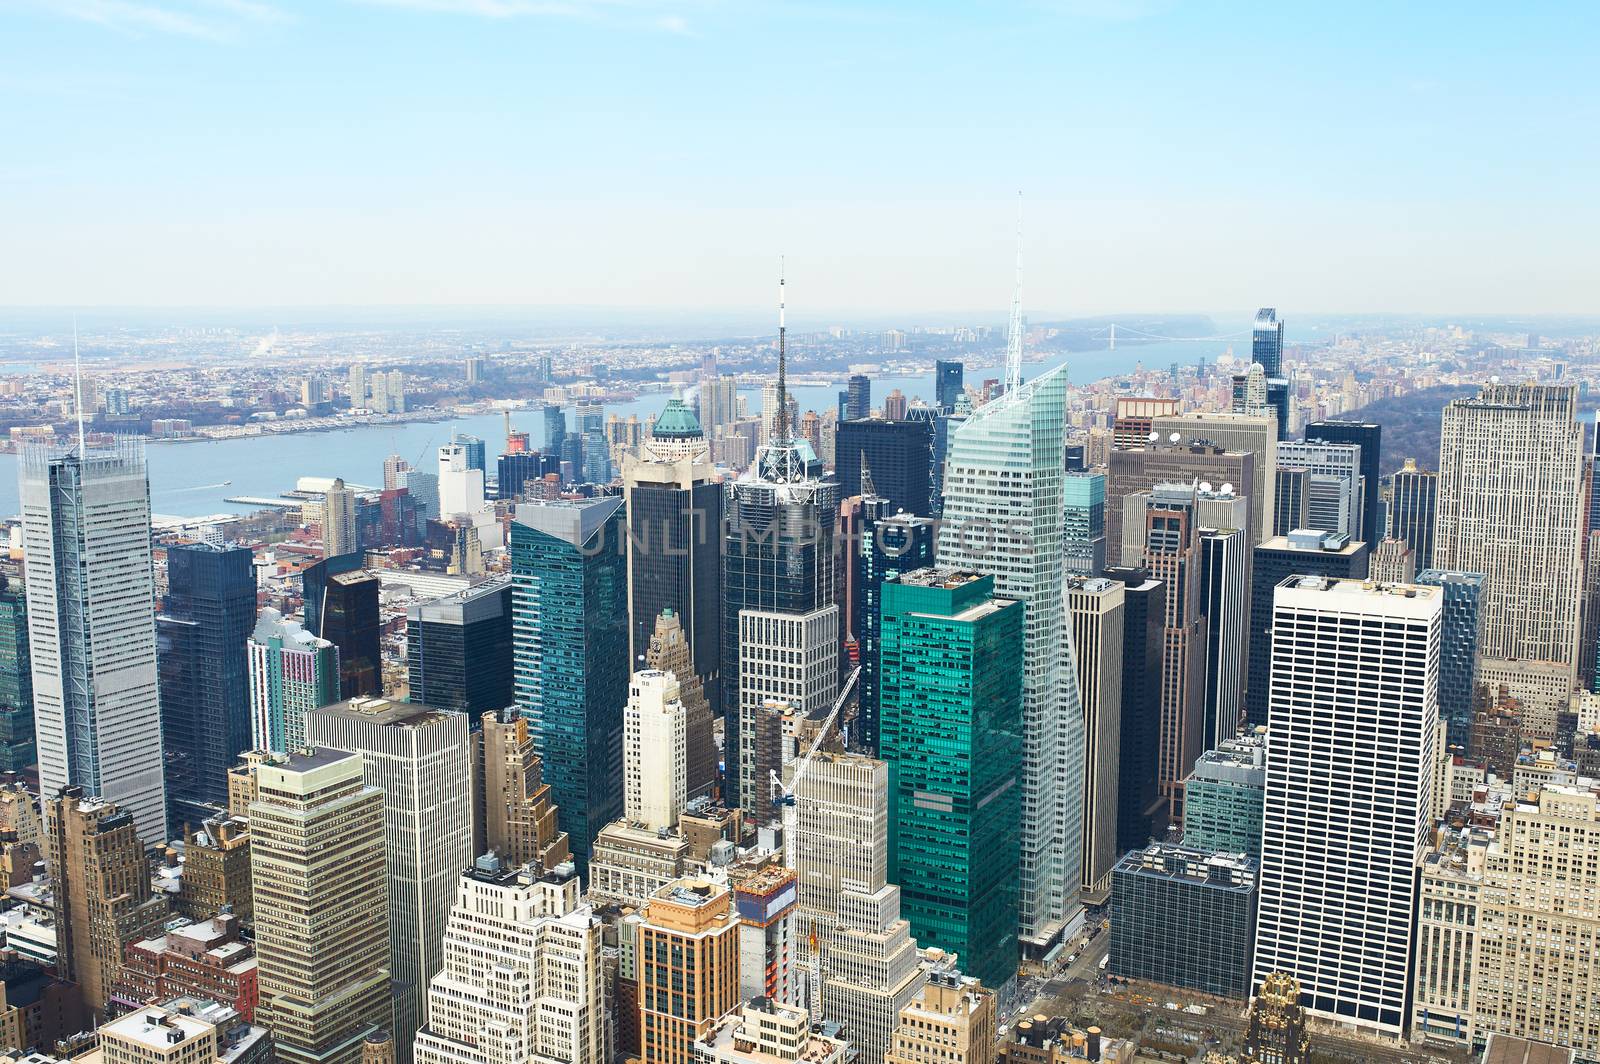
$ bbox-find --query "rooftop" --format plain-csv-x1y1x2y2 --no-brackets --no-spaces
310,696,457,729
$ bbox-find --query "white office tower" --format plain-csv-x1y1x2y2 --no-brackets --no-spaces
1253,576,1441,1039
437,443,486,516
820,884,926,1064
1435,383,1585,685
19,438,166,845
623,669,687,832
306,698,474,1064
789,752,888,951
413,855,606,1064
936,363,1084,949
1275,440,1362,540
737,606,840,803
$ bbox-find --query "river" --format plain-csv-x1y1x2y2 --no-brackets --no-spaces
0,339,1238,519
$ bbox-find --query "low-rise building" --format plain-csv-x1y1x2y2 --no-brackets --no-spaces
692,998,849,1064
883,970,994,1064
113,915,257,1022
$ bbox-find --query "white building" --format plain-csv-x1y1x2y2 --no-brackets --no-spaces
694,997,848,1064
20,438,167,844
323,478,357,557
437,443,486,517
624,669,687,832
1252,576,1440,1039
412,856,606,1064
788,752,888,950
935,363,1084,950
738,606,839,806
306,698,473,1061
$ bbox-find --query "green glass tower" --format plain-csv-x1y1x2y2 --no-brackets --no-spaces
880,568,1023,991
0,577,34,773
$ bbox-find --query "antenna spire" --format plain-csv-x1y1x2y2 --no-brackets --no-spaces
775,259,789,443
73,316,87,457
1005,190,1024,392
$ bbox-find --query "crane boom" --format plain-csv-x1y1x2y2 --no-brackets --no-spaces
769,665,862,808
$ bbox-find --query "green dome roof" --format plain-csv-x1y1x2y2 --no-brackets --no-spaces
653,398,704,439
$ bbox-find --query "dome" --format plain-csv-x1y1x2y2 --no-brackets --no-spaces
652,398,704,440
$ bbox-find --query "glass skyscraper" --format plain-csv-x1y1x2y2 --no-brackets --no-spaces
157,542,256,832
853,503,936,755
936,364,1086,951
452,433,486,473
406,576,514,719
834,419,935,518
1252,307,1289,440
1305,420,1381,545
1416,569,1486,750
1387,458,1439,571
934,360,964,414
0,577,33,774
1063,471,1107,578
511,497,628,869
879,569,1022,992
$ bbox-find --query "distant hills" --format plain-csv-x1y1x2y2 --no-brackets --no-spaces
1339,385,1478,475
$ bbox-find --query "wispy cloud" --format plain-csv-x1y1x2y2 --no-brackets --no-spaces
9,0,288,40
352,0,699,33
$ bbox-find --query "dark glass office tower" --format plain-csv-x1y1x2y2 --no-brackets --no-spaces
845,374,871,421
1388,458,1439,570
1417,569,1485,751
935,360,964,414
406,577,514,719
1252,308,1289,440
1246,530,1369,726
453,433,486,473
323,571,382,699
853,503,936,755
1105,567,1166,852
0,578,33,774
511,498,628,869
1306,420,1381,544
833,419,934,517
496,451,561,500
158,542,256,832
541,406,566,453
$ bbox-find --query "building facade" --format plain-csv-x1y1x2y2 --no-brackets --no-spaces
405,577,514,718
1416,569,1486,752
637,879,740,1064
1109,843,1257,998
1065,578,1124,901
248,608,340,754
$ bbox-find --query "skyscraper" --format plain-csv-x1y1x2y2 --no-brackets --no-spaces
621,401,721,711
412,857,605,1064
323,571,381,699
1062,472,1107,578
437,444,486,517
1140,484,1209,821
788,750,887,949
305,699,472,1062
21,438,166,845
1065,577,1124,902
883,972,995,1064
1106,439,1259,569
934,360,964,415
1252,576,1440,1038
405,577,514,718
1273,440,1362,540
251,748,391,1064
1104,568,1166,853
845,375,871,421
1147,411,1277,549
323,479,357,558
470,711,570,872
1387,458,1439,571
541,405,566,454
1305,420,1381,545
852,502,936,756
638,879,740,1064
938,364,1083,951
1416,569,1486,751
248,608,341,753
1198,515,1249,749
834,420,934,517
158,542,255,833
623,669,687,832
44,788,170,1017
0,577,34,774
644,610,717,803
880,569,1023,992
1251,308,1289,439
511,498,628,868
1436,383,1585,684
1181,731,1267,860
451,433,486,473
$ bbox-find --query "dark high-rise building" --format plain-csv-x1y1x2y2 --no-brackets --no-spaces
540,406,566,453
1252,308,1289,440
1417,569,1486,751
158,542,255,832
621,402,722,713
510,497,628,869
1306,420,1381,544
934,360,964,414
301,551,363,638
495,451,561,501
845,374,871,421
1246,530,1368,726
0,578,33,774
452,434,486,473
834,419,934,517
1105,567,1166,852
1199,524,1248,751
853,503,936,755
558,432,584,480
406,577,514,719
1109,842,1257,999
1388,457,1439,570
322,571,382,699
377,488,419,547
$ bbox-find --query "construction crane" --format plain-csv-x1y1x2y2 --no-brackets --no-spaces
769,665,861,865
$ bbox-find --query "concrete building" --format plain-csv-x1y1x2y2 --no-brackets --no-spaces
818,884,928,1064
883,971,995,1064
644,610,717,804
323,479,357,558
304,699,472,1061
1109,842,1257,999
412,856,605,1064
470,711,569,872
638,879,741,1064
96,1000,268,1064
788,751,888,951
113,913,257,1021
1273,440,1361,540
1106,442,1257,571
1064,578,1124,902
251,748,390,1064
693,998,849,1064
174,815,252,927
44,789,169,1016
1411,825,1489,1050
586,817,692,908
1147,411,1277,548
736,608,838,806
1388,457,1439,571
1436,383,1585,683
623,670,687,833
1197,497,1249,749
1252,577,1440,1038
248,609,340,754
1369,538,1416,584
21,439,166,845
1181,732,1267,860
731,865,799,1006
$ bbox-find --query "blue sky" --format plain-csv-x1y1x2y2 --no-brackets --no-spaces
3,1,1597,317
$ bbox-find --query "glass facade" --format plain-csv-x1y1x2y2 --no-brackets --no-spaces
1246,536,1369,726
880,570,1023,991
0,578,33,773
853,508,936,756
1181,734,1267,859
496,451,560,500
511,500,628,869
158,542,255,832
834,419,935,518
625,478,723,711
407,579,515,718
1105,567,1166,854
935,360,964,415
324,571,382,699
1305,421,1381,545
1389,460,1439,570
1417,569,1486,749
1063,472,1106,577
1109,842,1258,998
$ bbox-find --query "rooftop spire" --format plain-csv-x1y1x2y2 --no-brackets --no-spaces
859,451,877,498
1005,191,1024,393
775,259,789,443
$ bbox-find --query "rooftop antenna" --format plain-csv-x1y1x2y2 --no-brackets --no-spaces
1005,191,1024,393
73,316,87,457
775,258,789,443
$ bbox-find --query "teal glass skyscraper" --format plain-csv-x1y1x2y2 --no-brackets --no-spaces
0,577,33,774
880,568,1023,992
510,497,628,870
